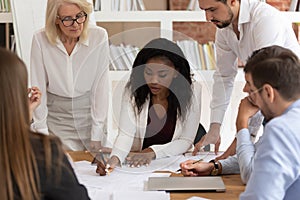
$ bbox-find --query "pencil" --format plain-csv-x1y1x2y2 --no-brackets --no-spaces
99,150,107,166
176,158,203,172
99,150,111,175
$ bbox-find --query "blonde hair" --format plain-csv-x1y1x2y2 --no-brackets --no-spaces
45,0,92,45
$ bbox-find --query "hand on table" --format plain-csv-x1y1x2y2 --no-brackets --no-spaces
125,148,156,168
193,123,221,155
216,138,237,160
179,160,213,176
96,155,119,176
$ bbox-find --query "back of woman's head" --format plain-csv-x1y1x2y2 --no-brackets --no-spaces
0,48,39,200
0,48,29,138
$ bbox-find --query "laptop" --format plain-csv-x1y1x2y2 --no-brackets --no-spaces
147,176,226,192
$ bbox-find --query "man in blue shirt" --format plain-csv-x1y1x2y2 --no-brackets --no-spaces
236,45,300,199
180,45,300,199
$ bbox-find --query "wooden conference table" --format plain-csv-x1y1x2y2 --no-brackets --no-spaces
68,151,245,200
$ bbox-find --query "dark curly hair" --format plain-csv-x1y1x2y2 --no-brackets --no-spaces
126,38,193,121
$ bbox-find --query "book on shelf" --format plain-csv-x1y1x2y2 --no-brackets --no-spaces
109,43,139,71
0,0,4,12
207,41,216,70
198,43,206,70
94,0,146,11
192,40,202,70
110,44,126,70
109,41,216,71
94,0,101,11
176,40,217,71
10,34,15,52
177,40,199,71
202,42,216,70
0,0,10,12
187,0,200,11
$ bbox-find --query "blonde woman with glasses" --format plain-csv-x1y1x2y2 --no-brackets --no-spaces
30,0,110,151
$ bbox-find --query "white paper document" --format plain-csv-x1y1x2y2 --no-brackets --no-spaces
187,197,211,200
73,152,220,200
183,151,219,162
73,160,173,200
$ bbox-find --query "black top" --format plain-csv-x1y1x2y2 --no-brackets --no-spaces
13,134,90,200
142,99,177,149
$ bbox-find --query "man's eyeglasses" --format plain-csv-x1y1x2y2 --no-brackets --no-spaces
247,87,263,104
57,12,87,27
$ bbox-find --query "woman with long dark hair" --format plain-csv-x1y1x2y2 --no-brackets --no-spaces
0,48,89,200
97,38,202,175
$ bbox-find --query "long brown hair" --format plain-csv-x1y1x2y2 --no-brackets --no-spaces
0,48,53,200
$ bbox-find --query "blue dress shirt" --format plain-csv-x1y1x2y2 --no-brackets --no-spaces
237,99,300,200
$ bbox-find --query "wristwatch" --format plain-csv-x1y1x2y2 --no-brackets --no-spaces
209,159,219,176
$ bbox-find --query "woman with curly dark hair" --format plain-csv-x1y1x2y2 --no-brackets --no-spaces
97,38,202,175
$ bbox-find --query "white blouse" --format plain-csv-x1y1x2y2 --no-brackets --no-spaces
211,0,300,124
111,82,202,163
30,25,110,142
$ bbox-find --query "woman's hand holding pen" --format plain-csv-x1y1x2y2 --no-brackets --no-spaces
179,160,213,176
96,155,119,176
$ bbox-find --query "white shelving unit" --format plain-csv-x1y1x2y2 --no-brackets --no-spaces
0,12,12,23
94,1,300,149
2,1,300,149
94,10,207,39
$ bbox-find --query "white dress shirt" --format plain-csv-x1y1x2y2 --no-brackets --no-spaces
30,25,109,142
211,0,300,124
110,82,202,164
237,99,300,200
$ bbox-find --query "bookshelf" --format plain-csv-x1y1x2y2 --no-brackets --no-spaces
0,12,12,23
94,10,207,39
93,1,300,149
4,0,300,149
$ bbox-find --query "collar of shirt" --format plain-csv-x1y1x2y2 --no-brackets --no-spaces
55,35,89,47
239,0,251,24
283,99,300,114
55,35,89,55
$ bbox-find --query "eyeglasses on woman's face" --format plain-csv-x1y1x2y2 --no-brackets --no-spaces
57,11,87,27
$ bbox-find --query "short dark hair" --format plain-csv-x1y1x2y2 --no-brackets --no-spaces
244,45,300,101
127,38,193,120
216,0,228,4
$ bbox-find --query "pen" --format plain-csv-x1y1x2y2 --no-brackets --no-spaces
92,150,111,175
91,150,107,166
99,150,111,175
99,150,107,166
176,158,203,172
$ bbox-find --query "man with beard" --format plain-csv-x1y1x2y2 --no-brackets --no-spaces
236,45,300,199
193,0,300,157
181,45,300,199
